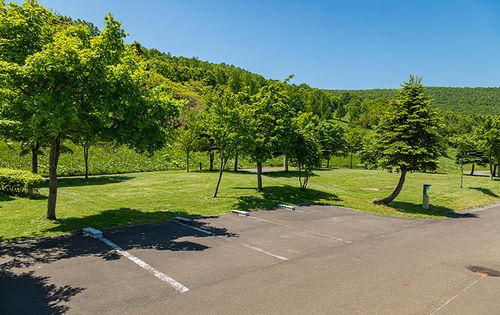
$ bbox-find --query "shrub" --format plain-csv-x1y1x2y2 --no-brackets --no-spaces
0,168,45,198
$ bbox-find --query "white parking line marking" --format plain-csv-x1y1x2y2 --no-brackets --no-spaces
429,275,485,314
96,236,189,293
248,216,351,243
240,243,288,261
175,222,288,261
178,223,214,235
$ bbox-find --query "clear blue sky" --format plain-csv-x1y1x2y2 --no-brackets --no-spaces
35,0,500,89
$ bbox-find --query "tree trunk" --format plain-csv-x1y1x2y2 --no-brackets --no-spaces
186,151,190,172
377,169,407,204
31,143,39,174
46,136,61,220
493,164,498,178
460,164,463,188
490,162,493,180
213,151,226,198
470,163,475,175
298,167,303,188
209,151,214,171
302,171,310,189
257,161,263,192
349,153,353,169
234,153,238,172
497,163,500,177
284,155,289,172
83,145,90,180
326,157,330,169
299,165,310,190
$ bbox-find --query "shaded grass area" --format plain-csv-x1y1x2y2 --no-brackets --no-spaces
469,187,499,198
43,208,185,234
234,185,339,211
0,169,498,241
386,201,478,218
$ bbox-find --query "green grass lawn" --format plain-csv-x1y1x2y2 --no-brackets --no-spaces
0,168,498,241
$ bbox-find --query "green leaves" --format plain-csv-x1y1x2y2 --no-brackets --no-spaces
203,88,245,155
288,119,322,189
365,75,443,173
0,2,180,218
0,1,58,64
242,80,295,163
0,167,44,197
475,116,500,170
316,119,346,161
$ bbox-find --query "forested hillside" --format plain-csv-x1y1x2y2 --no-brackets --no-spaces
136,45,341,119
142,47,500,117
330,87,500,115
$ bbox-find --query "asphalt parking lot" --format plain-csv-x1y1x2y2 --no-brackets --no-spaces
2,203,500,314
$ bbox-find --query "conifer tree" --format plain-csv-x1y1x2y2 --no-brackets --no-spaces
366,76,443,204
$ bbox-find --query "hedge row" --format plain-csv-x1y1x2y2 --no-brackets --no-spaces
0,168,45,198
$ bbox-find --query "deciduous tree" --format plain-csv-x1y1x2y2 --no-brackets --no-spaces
0,0,61,173
241,79,294,191
345,127,365,169
289,122,321,189
175,108,205,172
475,116,500,179
1,7,178,219
316,120,346,168
204,89,245,197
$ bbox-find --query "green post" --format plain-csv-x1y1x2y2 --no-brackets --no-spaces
423,184,431,209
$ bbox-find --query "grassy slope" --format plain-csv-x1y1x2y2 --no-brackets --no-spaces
1,169,498,241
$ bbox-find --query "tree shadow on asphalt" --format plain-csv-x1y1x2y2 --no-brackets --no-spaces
0,269,85,315
43,208,237,255
0,208,237,313
387,201,478,218
469,187,499,198
0,209,232,268
233,185,341,211
56,175,133,188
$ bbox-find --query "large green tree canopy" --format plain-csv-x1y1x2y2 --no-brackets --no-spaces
0,2,179,219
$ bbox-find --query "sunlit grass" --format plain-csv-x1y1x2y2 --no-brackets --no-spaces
0,168,498,241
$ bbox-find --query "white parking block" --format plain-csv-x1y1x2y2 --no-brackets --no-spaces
278,204,296,211
173,216,193,224
232,210,250,217
83,227,103,238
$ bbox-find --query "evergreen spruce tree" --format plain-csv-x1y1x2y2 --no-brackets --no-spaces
367,76,443,204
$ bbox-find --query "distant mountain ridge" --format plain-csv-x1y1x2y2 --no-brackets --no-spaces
329,87,500,115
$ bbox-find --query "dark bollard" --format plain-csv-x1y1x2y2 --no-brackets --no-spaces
423,184,431,209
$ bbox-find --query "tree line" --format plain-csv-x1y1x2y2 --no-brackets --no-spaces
331,86,500,116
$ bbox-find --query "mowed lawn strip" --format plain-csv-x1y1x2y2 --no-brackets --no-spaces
0,169,498,241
